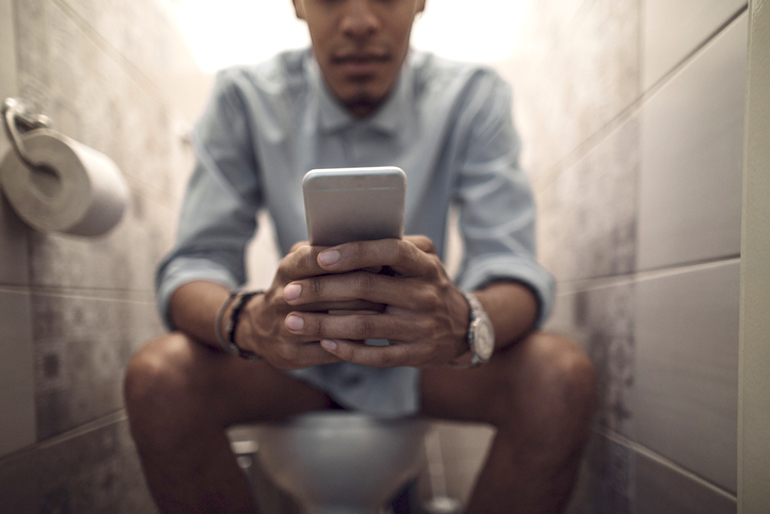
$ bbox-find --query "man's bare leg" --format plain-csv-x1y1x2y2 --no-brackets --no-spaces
421,333,597,514
124,333,332,514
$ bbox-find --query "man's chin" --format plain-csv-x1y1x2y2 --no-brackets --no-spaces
343,95,384,118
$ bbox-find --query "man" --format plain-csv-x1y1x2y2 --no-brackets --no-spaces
124,1,597,512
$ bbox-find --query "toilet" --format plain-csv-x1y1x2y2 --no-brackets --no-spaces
230,412,428,514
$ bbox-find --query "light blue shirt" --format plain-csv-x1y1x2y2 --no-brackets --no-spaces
156,49,555,417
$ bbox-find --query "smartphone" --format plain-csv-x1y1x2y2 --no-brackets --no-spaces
303,166,406,247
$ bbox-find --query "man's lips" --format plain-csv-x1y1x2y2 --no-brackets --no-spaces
331,50,390,76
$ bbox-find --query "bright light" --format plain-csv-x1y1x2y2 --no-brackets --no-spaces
169,0,309,72
169,0,531,73
412,0,532,62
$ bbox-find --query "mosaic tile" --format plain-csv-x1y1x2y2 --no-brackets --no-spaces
31,293,164,439
0,417,158,513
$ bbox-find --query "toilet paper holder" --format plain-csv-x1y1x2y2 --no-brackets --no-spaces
2,98,53,170
1,97,129,237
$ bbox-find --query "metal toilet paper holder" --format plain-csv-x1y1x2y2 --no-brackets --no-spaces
2,97,53,169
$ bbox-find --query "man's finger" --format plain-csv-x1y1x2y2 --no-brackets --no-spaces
283,273,435,310
319,339,435,368
284,310,432,342
315,238,438,277
404,235,437,254
279,243,330,280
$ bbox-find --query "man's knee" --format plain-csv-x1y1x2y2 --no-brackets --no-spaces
536,333,596,408
124,334,205,443
493,333,597,429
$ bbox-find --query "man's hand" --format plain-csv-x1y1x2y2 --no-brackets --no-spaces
236,241,385,370
281,235,471,368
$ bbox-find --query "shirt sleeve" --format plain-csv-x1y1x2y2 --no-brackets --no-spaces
155,69,263,330
453,73,555,327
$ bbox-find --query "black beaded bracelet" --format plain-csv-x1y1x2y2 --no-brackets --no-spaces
224,290,264,361
214,291,239,351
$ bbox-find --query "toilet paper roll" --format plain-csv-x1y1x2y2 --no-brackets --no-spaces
0,128,129,237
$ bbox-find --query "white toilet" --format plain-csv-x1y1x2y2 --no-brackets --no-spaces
231,412,428,514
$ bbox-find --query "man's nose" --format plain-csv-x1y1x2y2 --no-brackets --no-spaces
339,0,380,40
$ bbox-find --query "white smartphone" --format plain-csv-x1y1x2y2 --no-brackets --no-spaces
302,166,406,247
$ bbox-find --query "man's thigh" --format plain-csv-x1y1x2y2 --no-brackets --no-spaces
125,332,333,428
419,332,592,427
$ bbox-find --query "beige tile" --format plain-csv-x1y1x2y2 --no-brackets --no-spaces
502,0,640,179
643,0,746,89
565,432,634,514
636,450,736,514
634,261,739,492
637,15,746,271
536,115,639,283
546,280,636,439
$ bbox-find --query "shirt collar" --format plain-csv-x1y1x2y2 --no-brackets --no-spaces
307,51,413,136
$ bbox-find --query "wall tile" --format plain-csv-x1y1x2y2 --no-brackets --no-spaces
634,261,739,492
643,0,746,90
4,0,194,506
0,417,158,513
636,450,736,514
0,193,30,286
536,115,639,283
31,293,164,439
566,433,635,514
0,289,36,457
502,0,641,181
546,280,636,439
27,190,177,292
14,0,50,88
0,438,39,512
637,15,746,271
13,0,184,294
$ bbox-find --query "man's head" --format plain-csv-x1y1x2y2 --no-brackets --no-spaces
292,0,426,117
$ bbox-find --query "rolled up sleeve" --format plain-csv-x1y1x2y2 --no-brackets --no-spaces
156,70,262,330
453,76,555,327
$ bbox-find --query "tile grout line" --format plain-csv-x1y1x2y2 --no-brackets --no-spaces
556,255,741,294
595,427,738,503
0,409,129,465
532,5,748,195
0,284,157,301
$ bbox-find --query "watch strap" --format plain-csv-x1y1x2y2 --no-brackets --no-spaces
224,290,264,361
450,291,493,369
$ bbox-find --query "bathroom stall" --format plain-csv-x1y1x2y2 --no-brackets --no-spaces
1,0,768,512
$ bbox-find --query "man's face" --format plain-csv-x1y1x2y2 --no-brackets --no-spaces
293,0,425,117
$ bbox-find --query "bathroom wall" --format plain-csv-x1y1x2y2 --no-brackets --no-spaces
0,0,205,510
501,0,745,512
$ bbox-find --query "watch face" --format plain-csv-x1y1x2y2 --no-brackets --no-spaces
474,317,495,361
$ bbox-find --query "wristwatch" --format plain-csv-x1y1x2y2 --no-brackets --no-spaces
451,291,495,369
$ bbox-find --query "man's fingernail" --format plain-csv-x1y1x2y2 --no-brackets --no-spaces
319,250,340,266
284,283,301,300
285,315,304,331
321,339,337,351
